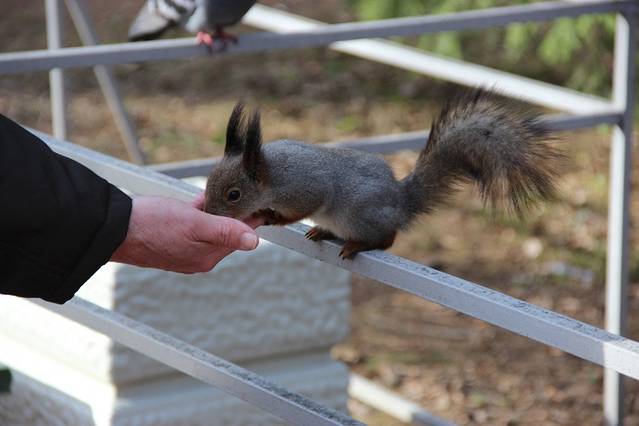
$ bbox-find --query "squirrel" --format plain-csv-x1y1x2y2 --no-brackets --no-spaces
204,89,561,259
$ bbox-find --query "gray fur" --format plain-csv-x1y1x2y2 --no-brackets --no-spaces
205,91,560,257
128,0,256,41
128,3,175,41
263,141,410,243
188,0,256,32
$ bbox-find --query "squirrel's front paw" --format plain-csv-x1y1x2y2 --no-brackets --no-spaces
252,209,277,226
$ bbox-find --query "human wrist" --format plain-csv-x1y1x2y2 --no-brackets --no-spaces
110,197,141,264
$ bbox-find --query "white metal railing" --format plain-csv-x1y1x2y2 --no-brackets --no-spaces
0,1,633,85
151,111,624,177
2,0,636,424
242,3,616,115
32,121,639,423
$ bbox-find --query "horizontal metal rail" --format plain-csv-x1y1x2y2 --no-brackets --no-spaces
32,298,361,426
0,0,634,78
149,130,430,178
244,5,613,114
260,224,639,381
32,129,639,381
150,110,623,178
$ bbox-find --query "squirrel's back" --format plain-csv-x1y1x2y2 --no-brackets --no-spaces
263,140,398,190
264,140,410,238
205,93,559,258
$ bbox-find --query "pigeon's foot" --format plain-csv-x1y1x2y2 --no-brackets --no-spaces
196,31,215,53
196,28,238,53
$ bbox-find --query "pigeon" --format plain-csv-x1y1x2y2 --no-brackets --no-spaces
128,0,257,50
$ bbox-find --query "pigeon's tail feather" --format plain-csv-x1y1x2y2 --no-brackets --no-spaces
128,4,175,42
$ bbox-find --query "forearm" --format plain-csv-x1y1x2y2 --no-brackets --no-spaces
0,115,132,303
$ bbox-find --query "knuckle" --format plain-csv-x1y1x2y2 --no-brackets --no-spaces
218,226,235,247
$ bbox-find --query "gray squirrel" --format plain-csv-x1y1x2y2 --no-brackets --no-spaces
204,89,560,259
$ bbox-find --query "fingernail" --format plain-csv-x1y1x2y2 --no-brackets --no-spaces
240,233,258,250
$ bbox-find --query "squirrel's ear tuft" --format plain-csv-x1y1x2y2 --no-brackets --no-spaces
225,102,246,157
243,110,264,181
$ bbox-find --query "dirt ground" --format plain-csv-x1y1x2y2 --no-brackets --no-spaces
2,1,639,425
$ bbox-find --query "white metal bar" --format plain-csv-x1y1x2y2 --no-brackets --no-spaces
349,374,456,426
149,130,431,178
29,128,197,199
29,129,639,381
31,297,361,426
260,223,639,381
45,0,67,140
604,9,636,426
64,0,146,165
1,0,634,79
149,110,623,179
243,5,612,114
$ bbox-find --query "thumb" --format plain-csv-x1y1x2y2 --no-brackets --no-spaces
192,212,259,251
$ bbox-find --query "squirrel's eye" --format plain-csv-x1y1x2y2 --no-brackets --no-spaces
226,188,241,202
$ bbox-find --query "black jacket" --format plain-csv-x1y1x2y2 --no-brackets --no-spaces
0,115,132,304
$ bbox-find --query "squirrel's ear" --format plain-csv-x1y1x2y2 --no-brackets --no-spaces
225,102,245,157
243,110,264,181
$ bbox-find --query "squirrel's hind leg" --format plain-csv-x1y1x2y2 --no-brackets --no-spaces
339,233,396,260
305,226,337,241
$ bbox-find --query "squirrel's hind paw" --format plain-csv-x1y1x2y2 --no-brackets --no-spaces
305,226,337,241
339,241,369,259
339,244,359,260
339,235,396,260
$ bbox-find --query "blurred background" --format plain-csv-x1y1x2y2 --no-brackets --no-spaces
2,0,639,424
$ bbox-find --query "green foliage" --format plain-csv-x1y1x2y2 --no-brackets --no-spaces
348,0,624,100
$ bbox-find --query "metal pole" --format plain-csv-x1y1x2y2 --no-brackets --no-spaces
604,9,636,426
45,0,67,140
64,0,146,164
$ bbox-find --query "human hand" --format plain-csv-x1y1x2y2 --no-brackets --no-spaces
110,194,262,273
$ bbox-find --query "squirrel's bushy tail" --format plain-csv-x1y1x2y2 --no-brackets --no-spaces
402,89,561,219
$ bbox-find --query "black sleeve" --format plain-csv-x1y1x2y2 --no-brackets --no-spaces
0,114,132,304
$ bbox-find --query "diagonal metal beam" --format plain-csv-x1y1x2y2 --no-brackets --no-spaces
349,374,456,426
64,0,146,164
32,297,362,426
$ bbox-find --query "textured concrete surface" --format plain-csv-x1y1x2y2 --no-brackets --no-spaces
0,353,349,426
